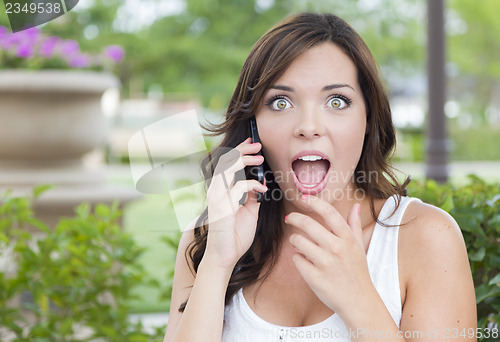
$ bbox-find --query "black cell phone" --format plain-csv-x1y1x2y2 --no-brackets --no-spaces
249,116,265,202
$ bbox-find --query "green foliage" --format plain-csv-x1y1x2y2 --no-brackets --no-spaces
449,125,500,161
0,187,165,342
448,0,500,79
408,176,500,337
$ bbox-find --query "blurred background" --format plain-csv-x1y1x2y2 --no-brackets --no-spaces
2,0,498,165
0,0,499,339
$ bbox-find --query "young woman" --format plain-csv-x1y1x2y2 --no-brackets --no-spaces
164,12,476,342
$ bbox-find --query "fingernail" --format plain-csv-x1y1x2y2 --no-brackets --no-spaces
284,214,289,222
357,204,361,216
301,194,309,201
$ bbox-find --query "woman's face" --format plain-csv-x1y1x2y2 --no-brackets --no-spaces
255,42,367,208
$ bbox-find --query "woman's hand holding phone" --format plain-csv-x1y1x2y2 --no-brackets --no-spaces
204,138,268,272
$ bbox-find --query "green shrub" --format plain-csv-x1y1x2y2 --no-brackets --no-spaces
0,187,165,342
408,175,500,339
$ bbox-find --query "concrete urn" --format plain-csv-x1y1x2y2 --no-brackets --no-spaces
0,70,119,164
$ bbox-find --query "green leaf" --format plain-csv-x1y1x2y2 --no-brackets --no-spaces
441,195,455,212
476,283,500,303
489,314,500,325
33,184,54,198
25,218,50,233
487,254,500,268
486,194,500,207
469,247,486,261
59,318,74,335
0,232,9,244
488,272,500,286
96,204,111,218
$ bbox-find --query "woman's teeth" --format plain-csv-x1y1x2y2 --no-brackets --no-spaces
297,155,323,161
302,183,319,188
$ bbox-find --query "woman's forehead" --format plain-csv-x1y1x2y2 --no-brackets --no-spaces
269,43,359,92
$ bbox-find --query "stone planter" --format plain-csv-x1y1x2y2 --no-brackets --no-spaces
0,70,141,227
0,70,119,164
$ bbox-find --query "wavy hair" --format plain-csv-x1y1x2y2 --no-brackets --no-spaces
179,12,408,312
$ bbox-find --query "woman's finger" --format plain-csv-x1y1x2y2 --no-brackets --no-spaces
285,213,340,249
208,179,267,223
289,233,327,266
347,203,364,250
301,195,352,239
229,179,267,207
214,143,263,186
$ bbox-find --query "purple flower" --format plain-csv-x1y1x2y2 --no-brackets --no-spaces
7,31,22,45
0,26,7,38
23,27,41,42
0,35,13,49
40,36,60,58
104,45,124,63
60,39,80,57
1,26,122,71
16,43,33,58
68,53,91,68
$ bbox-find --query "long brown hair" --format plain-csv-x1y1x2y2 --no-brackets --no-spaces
179,12,408,312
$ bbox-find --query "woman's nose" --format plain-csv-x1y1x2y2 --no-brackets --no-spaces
293,108,326,139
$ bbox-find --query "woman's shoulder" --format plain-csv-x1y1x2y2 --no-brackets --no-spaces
398,198,469,280
399,198,465,251
400,198,463,242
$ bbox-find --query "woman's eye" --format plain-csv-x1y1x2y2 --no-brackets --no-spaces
270,98,292,110
328,96,350,109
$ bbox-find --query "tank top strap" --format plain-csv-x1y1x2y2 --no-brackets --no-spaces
366,195,422,328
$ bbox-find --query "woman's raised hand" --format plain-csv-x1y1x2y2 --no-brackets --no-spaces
204,137,268,271
285,196,374,317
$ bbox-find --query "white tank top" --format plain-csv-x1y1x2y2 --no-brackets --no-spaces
222,195,421,342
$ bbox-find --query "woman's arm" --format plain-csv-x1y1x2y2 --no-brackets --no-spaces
162,227,194,341
163,226,233,342
397,203,477,341
164,139,268,341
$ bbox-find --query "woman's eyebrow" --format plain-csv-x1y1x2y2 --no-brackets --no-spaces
269,85,293,91
269,84,355,92
322,83,355,91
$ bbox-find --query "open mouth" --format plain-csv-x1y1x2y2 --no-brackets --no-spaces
291,151,331,195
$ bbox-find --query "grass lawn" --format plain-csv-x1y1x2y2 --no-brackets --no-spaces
123,194,181,313
110,163,203,314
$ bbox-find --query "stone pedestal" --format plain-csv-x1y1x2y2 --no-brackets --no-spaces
0,70,141,225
